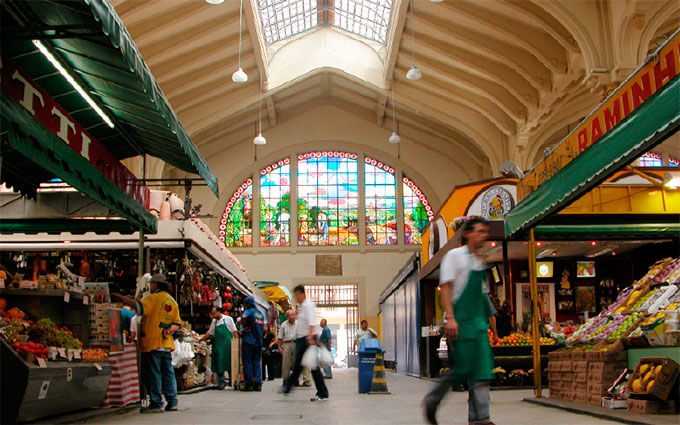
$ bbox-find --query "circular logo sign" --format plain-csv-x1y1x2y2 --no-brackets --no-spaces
539,264,550,277
481,187,515,220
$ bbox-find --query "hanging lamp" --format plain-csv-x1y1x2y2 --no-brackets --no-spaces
232,0,248,83
406,0,422,81
254,77,266,145
388,84,401,144
205,0,225,4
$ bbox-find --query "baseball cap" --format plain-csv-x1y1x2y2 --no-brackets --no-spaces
244,296,255,305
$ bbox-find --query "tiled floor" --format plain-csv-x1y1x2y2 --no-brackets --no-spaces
80,369,624,425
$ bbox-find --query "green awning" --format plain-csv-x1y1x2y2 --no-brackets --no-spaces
505,74,680,238
1,0,218,196
534,223,680,240
0,219,138,235
1,92,157,233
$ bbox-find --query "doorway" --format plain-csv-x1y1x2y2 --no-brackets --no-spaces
305,284,358,367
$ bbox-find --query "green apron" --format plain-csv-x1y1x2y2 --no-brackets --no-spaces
449,260,495,384
211,320,232,375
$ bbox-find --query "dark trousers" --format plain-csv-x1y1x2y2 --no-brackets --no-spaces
242,342,262,387
283,338,329,398
262,353,273,380
141,351,177,408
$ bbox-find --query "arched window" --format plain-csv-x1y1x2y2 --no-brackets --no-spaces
670,157,679,167
403,176,433,245
219,178,253,247
298,151,359,246
260,159,291,246
365,157,396,245
220,152,432,247
639,152,662,167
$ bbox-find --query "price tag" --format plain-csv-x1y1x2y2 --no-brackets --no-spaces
73,350,81,359
37,357,47,368
83,296,89,305
94,363,102,371
63,291,70,303
58,348,66,358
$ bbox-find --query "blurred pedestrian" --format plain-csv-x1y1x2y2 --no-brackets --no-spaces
278,285,329,401
241,296,265,391
423,218,498,425
199,306,237,390
319,319,333,379
278,310,297,381
113,273,181,413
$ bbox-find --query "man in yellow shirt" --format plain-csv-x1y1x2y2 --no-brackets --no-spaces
113,274,182,413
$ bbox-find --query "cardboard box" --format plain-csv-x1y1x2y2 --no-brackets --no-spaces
549,372,561,382
558,380,572,390
627,398,676,414
572,361,588,373
572,391,587,404
573,372,587,383
588,361,626,374
587,394,603,406
559,372,573,381
625,357,680,401
586,339,627,362
572,381,587,393
588,367,626,384
548,361,560,371
570,351,587,361
548,389,560,399
560,391,573,401
601,397,627,409
587,382,610,396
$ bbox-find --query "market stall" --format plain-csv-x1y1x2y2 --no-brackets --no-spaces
505,29,680,416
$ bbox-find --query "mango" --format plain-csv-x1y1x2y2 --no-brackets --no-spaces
655,365,663,376
643,371,654,384
632,378,644,392
647,380,655,392
639,364,650,375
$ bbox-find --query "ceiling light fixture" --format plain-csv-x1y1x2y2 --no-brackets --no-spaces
537,248,557,259
33,40,114,128
663,172,680,188
205,0,225,4
429,0,445,2
406,0,422,81
254,77,266,145
388,85,401,144
232,0,248,83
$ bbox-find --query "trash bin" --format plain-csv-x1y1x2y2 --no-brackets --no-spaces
358,339,382,394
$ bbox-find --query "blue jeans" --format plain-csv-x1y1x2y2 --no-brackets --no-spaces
426,377,490,423
242,343,262,386
141,351,177,408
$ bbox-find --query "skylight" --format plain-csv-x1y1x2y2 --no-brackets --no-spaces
258,0,393,45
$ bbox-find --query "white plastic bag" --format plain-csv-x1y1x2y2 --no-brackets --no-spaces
302,345,319,369
319,346,334,368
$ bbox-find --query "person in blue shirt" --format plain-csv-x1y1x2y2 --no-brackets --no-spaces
240,296,265,391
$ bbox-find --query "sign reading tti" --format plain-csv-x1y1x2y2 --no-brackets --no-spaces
0,55,149,208
518,32,680,200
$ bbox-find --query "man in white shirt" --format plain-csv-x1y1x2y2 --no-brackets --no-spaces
424,218,498,425
277,309,298,382
354,320,378,351
200,306,237,390
279,285,329,401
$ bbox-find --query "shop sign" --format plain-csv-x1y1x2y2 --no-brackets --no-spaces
518,33,680,200
0,56,149,208
481,187,515,220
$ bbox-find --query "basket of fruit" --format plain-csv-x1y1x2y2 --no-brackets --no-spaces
12,341,48,363
626,357,680,400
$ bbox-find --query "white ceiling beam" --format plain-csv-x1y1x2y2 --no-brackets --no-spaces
382,0,410,83
243,0,270,85
266,96,277,127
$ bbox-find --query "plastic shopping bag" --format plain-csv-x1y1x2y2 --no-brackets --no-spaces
319,346,334,368
302,345,319,369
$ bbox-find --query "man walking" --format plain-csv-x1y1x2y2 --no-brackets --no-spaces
199,306,237,390
279,285,329,401
113,274,182,413
319,319,332,379
278,309,297,382
424,218,498,425
240,296,265,391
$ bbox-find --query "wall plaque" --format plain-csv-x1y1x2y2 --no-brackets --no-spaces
316,255,342,276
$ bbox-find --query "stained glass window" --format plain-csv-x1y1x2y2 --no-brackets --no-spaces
260,159,291,246
639,152,662,167
402,176,433,245
219,178,253,247
669,157,679,167
297,151,359,246
365,157,396,245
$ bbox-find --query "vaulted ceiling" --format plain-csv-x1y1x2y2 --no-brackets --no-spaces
112,0,679,176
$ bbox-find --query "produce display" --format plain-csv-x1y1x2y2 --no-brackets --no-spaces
489,330,556,346
82,348,108,361
604,312,643,341
12,341,47,358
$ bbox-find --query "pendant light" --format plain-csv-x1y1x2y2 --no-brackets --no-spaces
232,0,248,83
254,77,266,145
406,0,422,81
388,84,401,144
205,0,225,4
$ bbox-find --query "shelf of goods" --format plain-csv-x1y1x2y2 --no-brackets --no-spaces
546,257,680,411
173,330,211,392
488,330,561,383
0,291,112,423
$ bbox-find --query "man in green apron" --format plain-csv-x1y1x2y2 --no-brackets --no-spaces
200,306,237,390
424,218,499,425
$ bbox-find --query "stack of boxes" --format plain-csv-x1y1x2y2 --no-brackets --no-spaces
548,350,574,401
584,344,627,406
88,303,112,344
